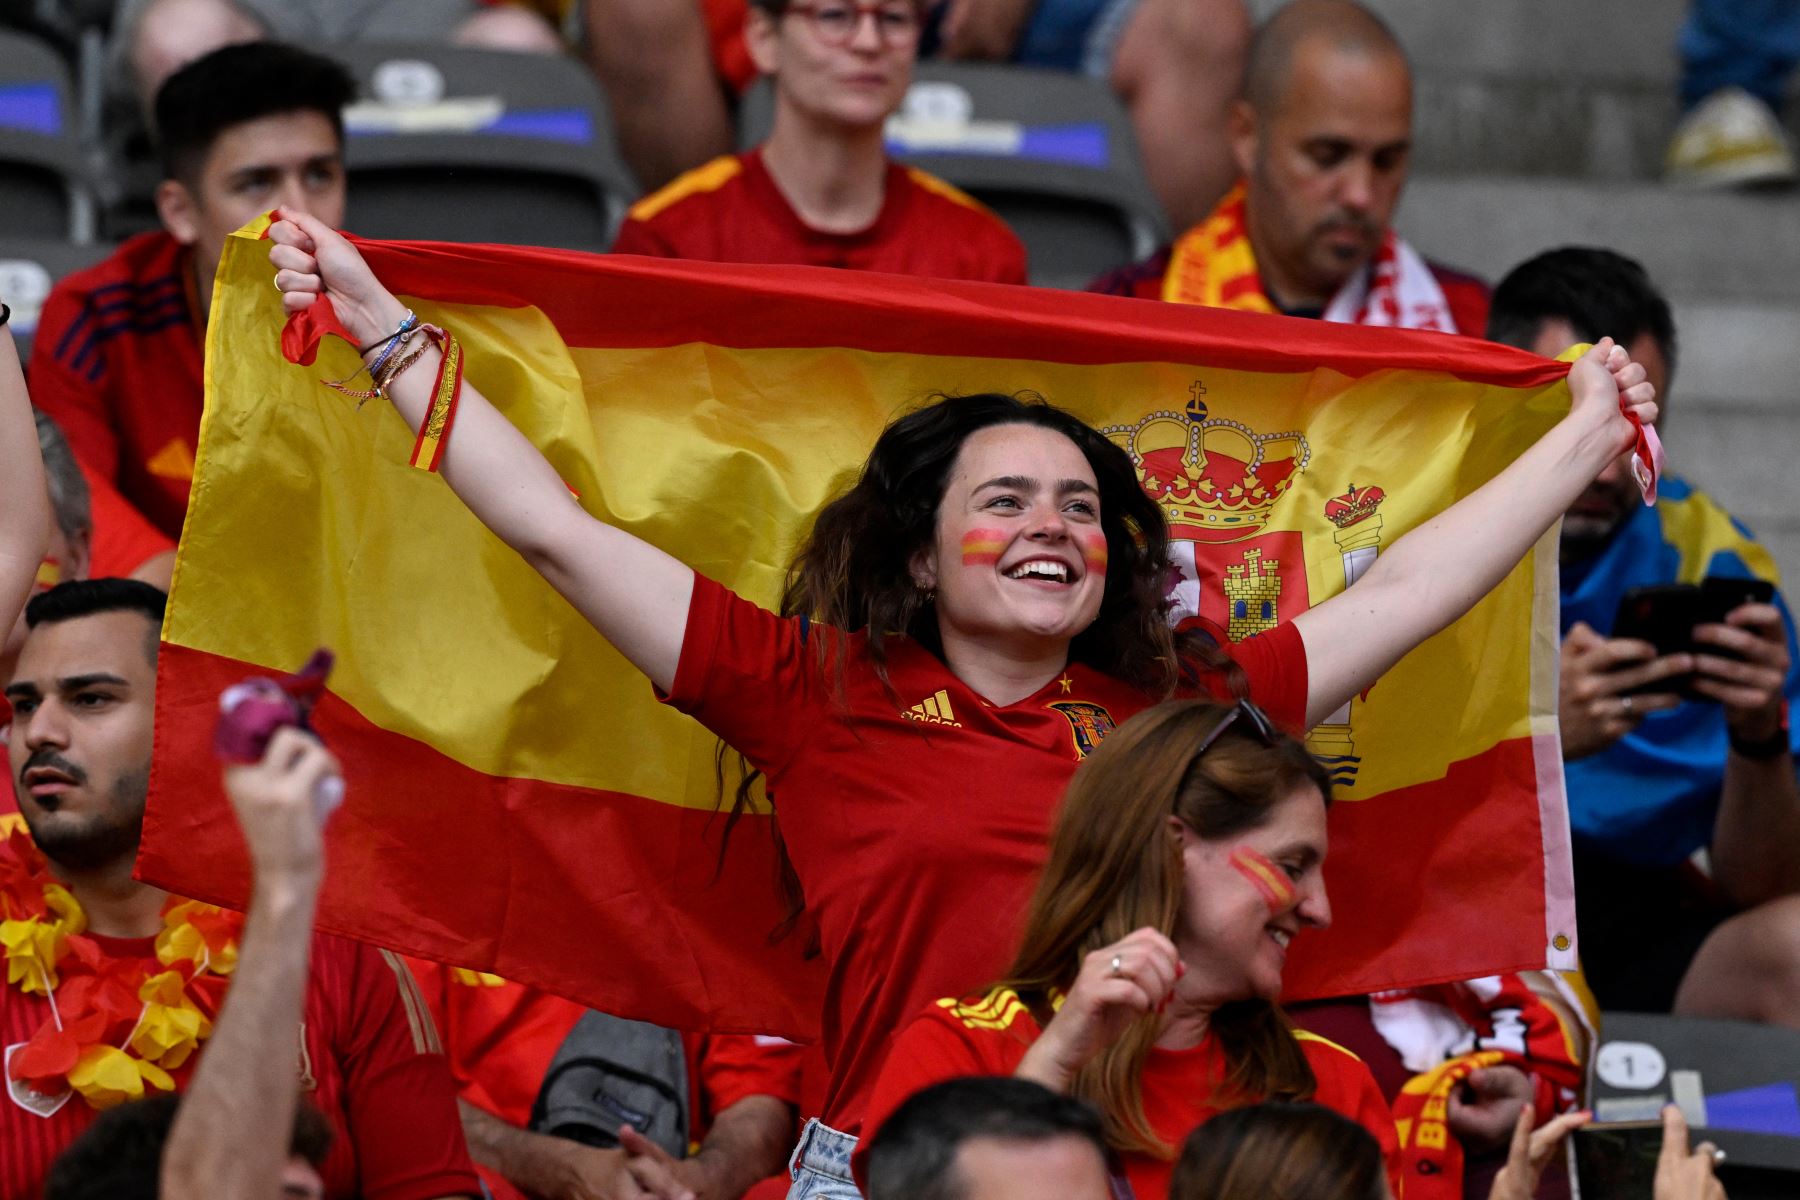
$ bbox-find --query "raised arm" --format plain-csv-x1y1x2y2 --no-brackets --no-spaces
161,729,339,1199
268,211,693,693
0,307,51,637
1293,340,1657,729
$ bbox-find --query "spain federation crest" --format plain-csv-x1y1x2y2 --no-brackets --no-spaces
1047,701,1117,759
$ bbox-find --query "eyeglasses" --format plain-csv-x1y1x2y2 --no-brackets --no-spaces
782,1,923,48
1193,699,1278,759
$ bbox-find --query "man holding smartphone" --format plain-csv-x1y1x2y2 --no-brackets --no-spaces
1487,247,1800,1031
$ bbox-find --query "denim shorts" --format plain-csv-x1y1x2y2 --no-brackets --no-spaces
787,1118,863,1200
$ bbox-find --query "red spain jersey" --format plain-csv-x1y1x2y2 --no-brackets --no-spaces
29,231,204,542
662,575,1306,1136
2,928,477,1200
857,986,1400,1200
80,460,175,579
612,149,1030,284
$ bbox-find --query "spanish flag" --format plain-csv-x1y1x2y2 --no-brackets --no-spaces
140,220,1579,1037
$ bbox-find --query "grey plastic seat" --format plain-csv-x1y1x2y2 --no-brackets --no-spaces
333,42,639,252
739,62,1169,289
0,237,113,362
0,28,97,242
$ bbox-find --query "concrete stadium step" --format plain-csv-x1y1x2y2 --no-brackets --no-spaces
1398,177,1800,304
1362,0,1800,179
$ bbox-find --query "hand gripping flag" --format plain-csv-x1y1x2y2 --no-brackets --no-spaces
141,217,1584,1037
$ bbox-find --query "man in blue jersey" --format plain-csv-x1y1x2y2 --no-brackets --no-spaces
1488,247,1800,1027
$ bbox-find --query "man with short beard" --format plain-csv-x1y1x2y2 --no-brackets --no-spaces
0,579,479,1200
1487,247,1800,1029
1089,0,1489,337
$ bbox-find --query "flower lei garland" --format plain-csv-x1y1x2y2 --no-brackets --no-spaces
0,826,242,1109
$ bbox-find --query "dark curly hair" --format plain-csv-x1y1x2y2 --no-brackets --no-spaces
723,393,1245,940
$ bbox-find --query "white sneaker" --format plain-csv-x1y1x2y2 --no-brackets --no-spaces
1665,86,1798,188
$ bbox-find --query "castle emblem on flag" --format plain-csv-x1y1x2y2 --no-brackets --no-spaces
1047,701,1116,759
1223,548,1282,641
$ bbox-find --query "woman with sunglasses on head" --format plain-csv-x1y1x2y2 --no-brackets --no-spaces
268,209,1654,1199
856,699,1400,1200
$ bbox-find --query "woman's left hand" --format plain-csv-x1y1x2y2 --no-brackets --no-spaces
1566,337,1657,456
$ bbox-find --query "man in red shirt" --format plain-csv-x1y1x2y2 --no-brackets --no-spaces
1089,0,1489,336
611,0,1028,283
405,961,806,1199
1,579,478,1200
30,42,354,541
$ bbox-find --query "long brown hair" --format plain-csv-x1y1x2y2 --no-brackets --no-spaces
1168,1102,1388,1200
721,394,1245,937
997,700,1333,1158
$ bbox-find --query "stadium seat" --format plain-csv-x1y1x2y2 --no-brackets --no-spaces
0,27,98,242
1585,1012,1800,1200
333,42,639,252
0,237,113,363
739,62,1170,289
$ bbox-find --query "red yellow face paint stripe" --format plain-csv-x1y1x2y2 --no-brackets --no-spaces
961,529,1007,566
1076,531,1108,575
1230,846,1296,915
34,557,62,591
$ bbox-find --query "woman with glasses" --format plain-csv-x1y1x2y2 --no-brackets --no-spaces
855,699,1396,1200
268,207,1653,1199
610,0,1029,284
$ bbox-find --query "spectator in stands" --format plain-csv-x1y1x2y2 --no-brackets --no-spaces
1,579,480,1199
610,0,1029,283
860,1076,1112,1200
405,960,803,1200
1167,1099,1590,1200
1486,247,1800,1028
857,700,1399,1200
1167,1102,1387,1200
119,0,562,110
271,201,1655,1200
1090,0,1489,336
1664,0,1798,188
44,1094,335,1200
157,727,344,1199
31,42,355,543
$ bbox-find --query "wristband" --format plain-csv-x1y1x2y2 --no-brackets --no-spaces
1729,723,1791,760
0,303,10,327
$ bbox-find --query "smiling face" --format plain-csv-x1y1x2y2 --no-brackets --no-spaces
748,1,920,132
4,612,158,873
1233,38,1412,308
1170,782,1331,1002
914,423,1111,658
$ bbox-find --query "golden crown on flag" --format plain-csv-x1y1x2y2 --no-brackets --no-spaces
1102,386,1310,544
1325,482,1386,529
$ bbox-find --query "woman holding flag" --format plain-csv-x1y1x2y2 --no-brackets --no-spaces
267,209,1654,1199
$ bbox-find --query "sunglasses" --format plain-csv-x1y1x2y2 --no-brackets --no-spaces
1193,698,1278,758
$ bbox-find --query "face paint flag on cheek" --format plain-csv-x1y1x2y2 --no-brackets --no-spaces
34,558,62,592
1229,846,1296,916
960,529,1006,566
1077,532,1108,576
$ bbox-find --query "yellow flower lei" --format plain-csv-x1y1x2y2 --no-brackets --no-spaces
2,831,241,1109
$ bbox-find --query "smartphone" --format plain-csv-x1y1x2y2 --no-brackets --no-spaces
1609,577,1777,697
1572,1120,1663,1199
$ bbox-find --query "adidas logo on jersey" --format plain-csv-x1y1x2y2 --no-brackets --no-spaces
903,689,961,727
